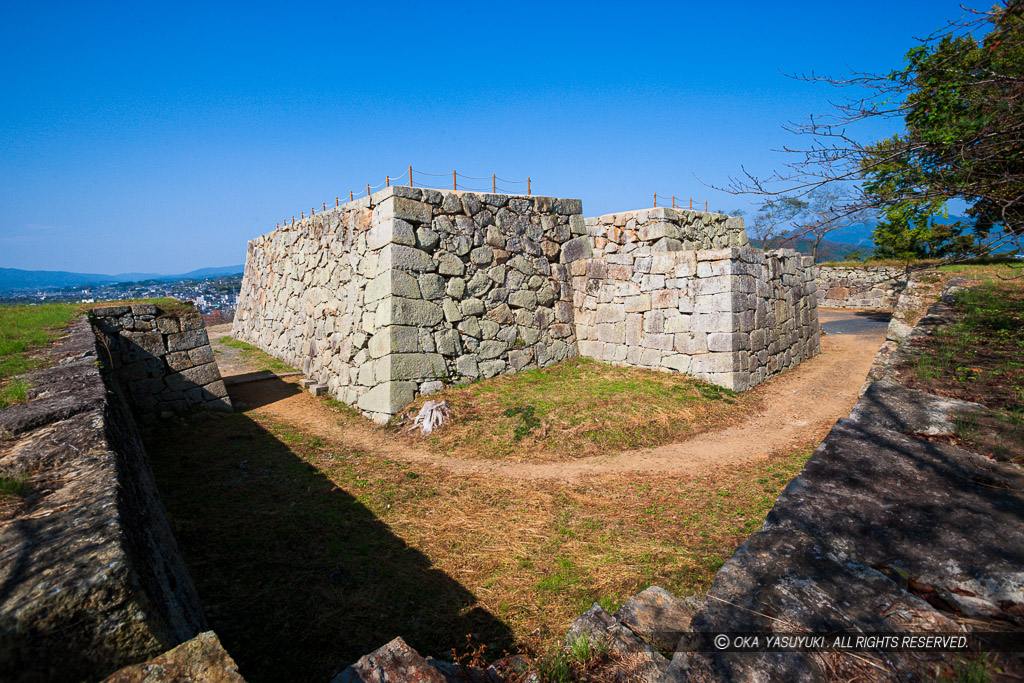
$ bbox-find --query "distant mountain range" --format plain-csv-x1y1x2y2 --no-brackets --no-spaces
0,265,244,292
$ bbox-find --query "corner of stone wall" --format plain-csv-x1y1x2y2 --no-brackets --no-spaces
91,303,232,418
0,317,206,682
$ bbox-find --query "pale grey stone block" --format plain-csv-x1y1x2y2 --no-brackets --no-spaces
418,273,445,300
357,381,416,415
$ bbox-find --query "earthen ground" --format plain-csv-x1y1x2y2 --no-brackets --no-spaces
210,310,886,481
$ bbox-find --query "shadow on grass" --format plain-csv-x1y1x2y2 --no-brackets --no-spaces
143,403,513,682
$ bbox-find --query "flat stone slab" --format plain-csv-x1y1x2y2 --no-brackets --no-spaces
688,416,1024,680
309,383,329,396
849,378,987,436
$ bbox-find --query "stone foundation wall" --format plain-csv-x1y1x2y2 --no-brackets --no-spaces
585,207,748,256
573,247,819,391
91,303,232,417
234,186,588,422
0,318,206,682
815,265,907,309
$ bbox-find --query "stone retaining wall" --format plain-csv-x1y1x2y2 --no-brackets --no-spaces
574,247,819,391
679,280,1024,681
235,190,820,420
0,317,206,682
234,186,588,423
815,265,907,309
585,207,749,255
91,304,232,417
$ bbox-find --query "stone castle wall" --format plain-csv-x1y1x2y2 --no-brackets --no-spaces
91,303,232,417
235,190,820,419
815,265,907,309
234,186,590,422
586,206,749,255
574,247,819,391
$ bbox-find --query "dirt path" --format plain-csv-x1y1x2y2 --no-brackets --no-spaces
218,310,888,482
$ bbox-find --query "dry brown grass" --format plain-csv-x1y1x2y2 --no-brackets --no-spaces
390,358,755,462
144,409,813,681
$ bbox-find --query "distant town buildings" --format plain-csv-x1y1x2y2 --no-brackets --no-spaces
0,275,241,320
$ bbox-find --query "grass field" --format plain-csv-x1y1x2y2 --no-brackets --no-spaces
144,410,812,682
0,303,82,380
388,358,750,461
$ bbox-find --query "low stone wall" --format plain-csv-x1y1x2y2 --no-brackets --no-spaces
0,317,206,682
815,265,907,309
91,303,232,417
574,247,819,391
585,207,749,255
681,280,1024,680
234,186,588,422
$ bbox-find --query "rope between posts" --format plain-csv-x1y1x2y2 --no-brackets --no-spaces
275,167,536,227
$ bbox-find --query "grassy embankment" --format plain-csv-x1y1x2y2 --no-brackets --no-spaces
390,357,749,461
0,298,185,503
893,275,1023,462
0,298,186,407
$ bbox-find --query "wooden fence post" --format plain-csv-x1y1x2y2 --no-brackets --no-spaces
409,166,413,186
527,177,531,195
453,170,457,191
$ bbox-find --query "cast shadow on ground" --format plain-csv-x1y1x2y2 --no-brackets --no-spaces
142,391,514,683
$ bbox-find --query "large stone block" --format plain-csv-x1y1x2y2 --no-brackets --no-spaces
379,196,432,224
377,297,444,327
166,329,209,352
638,221,680,242
385,353,447,381
378,244,436,273
356,381,417,415
560,236,593,263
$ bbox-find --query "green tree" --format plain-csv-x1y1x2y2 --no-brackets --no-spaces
718,1,1023,262
862,1,1023,244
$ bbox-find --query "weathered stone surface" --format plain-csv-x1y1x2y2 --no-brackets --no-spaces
356,381,416,415
560,236,593,263
565,604,669,683
613,586,692,652
332,637,445,683
386,353,447,381
849,378,987,436
167,329,210,352
379,298,444,327
102,631,245,682
0,318,206,683
688,414,1024,680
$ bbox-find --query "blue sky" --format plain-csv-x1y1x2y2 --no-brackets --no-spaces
0,1,981,274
